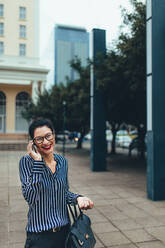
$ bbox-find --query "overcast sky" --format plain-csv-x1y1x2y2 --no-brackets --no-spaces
39,0,133,56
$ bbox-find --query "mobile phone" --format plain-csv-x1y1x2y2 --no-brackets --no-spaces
32,143,37,153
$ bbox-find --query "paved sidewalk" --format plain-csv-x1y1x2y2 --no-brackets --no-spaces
1,146,165,248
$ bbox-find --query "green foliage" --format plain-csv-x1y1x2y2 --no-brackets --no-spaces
64,58,90,134
22,58,90,135
22,85,64,132
97,0,146,127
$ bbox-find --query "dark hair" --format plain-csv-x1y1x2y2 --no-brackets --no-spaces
29,118,54,139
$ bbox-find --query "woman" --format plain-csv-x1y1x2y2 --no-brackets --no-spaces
19,118,94,248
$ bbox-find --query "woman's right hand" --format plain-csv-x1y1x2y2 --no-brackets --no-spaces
27,141,42,161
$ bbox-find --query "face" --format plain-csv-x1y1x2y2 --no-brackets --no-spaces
33,125,55,156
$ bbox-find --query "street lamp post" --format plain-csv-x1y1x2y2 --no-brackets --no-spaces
62,101,66,157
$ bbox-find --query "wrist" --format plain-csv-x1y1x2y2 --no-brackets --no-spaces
77,197,80,202
76,195,83,202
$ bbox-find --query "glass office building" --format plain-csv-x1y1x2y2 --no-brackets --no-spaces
54,24,89,85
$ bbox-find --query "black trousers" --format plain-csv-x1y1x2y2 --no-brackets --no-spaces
25,224,70,248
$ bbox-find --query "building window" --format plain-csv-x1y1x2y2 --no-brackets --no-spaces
0,91,6,133
0,22,4,35
15,92,30,132
0,4,4,17
19,7,26,20
19,44,26,56
0,41,4,54
20,25,26,38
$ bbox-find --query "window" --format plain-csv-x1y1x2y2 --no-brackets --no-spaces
19,44,26,56
0,22,4,35
0,41,4,54
0,4,4,17
20,25,26,38
0,91,6,133
19,7,26,20
15,92,30,132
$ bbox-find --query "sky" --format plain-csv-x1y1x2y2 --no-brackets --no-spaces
39,0,133,56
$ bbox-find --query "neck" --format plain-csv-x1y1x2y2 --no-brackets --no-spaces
42,153,54,164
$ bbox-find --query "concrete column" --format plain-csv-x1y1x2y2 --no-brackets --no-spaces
147,0,165,200
6,93,15,133
32,80,38,104
90,29,107,171
41,80,46,94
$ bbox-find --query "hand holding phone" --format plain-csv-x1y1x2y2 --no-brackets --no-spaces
32,143,37,153
27,141,42,161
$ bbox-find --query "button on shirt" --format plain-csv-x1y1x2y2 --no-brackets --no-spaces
19,153,79,233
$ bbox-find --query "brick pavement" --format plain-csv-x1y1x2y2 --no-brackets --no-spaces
1,144,165,248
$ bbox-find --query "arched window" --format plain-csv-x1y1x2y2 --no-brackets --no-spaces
15,91,30,132
0,91,6,133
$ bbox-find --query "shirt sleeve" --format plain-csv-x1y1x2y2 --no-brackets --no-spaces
19,155,45,206
64,159,80,204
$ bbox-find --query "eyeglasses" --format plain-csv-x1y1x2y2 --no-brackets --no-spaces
33,132,54,144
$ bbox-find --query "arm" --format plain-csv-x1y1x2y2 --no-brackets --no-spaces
19,156,44,206
64,159,80,204
65,173,80,204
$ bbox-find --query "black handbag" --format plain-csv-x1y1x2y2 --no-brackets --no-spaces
65,203,96,248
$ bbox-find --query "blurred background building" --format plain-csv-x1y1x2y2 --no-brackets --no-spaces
40,30,54,89
0,0,48,138
54,24,89,85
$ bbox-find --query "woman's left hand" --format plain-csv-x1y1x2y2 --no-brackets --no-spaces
77,196,94,210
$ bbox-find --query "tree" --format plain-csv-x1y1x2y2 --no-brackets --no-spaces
64,58,90,148
96,0,146,154
22,84,66,133
23,58,90,149
118,0,146,126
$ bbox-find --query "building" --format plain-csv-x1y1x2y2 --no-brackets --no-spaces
0,0,48,138
54,24,89,85
40,30,54,89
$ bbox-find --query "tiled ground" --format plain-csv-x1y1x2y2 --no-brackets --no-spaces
0,145,165,248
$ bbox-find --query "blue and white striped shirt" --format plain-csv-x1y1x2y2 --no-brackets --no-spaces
19,153,79,232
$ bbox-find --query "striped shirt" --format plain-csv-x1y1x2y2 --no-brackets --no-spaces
19,153,79,232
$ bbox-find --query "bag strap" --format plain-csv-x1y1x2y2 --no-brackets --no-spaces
68,203,76,222
67,202,83,224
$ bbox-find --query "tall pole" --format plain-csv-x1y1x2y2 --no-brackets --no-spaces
146,0,165,200
62,101,66,156
90,29,107,171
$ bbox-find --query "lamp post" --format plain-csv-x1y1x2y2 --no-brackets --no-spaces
62,101,66,156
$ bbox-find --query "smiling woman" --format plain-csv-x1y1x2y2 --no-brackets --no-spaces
19,118,94,248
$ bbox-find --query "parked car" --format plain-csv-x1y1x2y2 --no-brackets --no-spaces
129,130,138,139
84,130,113,142
55,130,70,143
68,132,81,142
84,133,91,140
129,130,138,135
106,130,113,142
116,130,128,136
116,135,132,148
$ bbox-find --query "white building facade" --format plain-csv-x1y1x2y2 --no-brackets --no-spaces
0,0,48,136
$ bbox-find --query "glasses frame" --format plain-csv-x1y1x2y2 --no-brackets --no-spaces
33,132,54,145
